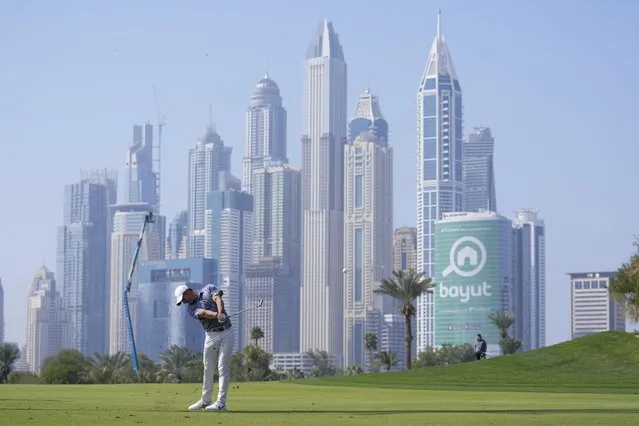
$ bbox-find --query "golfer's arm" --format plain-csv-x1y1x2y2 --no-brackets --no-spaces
196,310,217,320
213,294,225,314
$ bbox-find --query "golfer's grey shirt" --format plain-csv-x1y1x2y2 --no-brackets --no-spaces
187,284,232,332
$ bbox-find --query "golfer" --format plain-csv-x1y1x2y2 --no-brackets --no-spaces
175,283,234,411
474,334,487,360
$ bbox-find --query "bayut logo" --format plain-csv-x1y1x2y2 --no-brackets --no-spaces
439,236,491,303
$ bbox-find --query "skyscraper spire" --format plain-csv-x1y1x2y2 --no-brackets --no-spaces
437,9,442,39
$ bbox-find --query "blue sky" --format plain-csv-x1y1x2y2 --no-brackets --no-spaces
1,0,638,346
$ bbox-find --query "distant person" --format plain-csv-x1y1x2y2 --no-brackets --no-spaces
475,334,487,360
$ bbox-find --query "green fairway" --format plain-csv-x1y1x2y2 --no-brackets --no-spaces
0,382,638,425
2,332,638,424
309,331,639,393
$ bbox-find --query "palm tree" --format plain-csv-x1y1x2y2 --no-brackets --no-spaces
364,332,377,372
376,350,398,372
250,326,265,347
306,349,338,377
488,311,516,340
374,269,434,370
159,345,194,383
0,343,21,383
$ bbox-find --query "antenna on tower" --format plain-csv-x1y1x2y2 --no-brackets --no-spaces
153,85,166,212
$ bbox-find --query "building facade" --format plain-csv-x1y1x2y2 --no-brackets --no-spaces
434,212,512,357
393,227,417,272
108,203,165,355
56,170,116,357
379,314,406,371
205,190,253,350
25,266,70,374
243,74,288,194
348,89,388,145
243,258,298,353
137,258,217,361
343,100,393,368
462,126,496,212
300,20,348,361
416,12,464,353
512,209,546,350
166,210,188,260
569,272,625,338
187,126,234,258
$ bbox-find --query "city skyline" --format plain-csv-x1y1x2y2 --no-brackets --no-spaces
2,3,639,350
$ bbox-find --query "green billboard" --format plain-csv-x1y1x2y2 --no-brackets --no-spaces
434,213,512,351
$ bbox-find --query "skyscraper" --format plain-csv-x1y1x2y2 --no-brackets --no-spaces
108,203,165,354
415,11,463,352
569,272,625,338
205,190,253,350
187,126,234,258
243,74,288,194
56,170,117,356
166,210,188,260
0,278,4,344
300,19,348,361
25,266,70,374
343,92,393,369
463,126,497,212
393,227,417,272
512,209,546,350
126,124,159,211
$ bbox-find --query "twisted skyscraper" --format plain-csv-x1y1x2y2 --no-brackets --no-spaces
300,20,348,360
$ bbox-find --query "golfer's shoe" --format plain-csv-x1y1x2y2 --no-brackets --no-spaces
205,401,227,412
188,400,211,410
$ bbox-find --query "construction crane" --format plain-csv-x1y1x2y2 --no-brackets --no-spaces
153,85,166,212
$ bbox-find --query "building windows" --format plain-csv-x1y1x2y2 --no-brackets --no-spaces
150,268,191,283
423,160,436,180
424,78,436,90
354,174,363,208
423,117,437,138
423,95,437,116
423,139,436,159
354,228,363,304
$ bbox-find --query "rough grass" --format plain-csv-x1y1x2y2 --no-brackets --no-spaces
306,331,639,392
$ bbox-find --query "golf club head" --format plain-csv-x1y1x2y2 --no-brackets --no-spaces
257,299,264,307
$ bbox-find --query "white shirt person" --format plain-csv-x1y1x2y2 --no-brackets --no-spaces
175,283,234,411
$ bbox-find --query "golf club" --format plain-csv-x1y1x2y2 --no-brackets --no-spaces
229,299,264,318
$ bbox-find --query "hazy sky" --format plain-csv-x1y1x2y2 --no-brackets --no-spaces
1,0,638,346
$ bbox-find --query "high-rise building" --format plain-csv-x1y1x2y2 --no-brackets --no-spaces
463,126,496,212
166,211,188,260
243,74,288,194
300,19,348,361
379,314,406,371
434,212,513,357
251,164,301,268
56,170,117,357
137,258,217,361
187,126,234,258
108,203,165,355
393,227,418,272
244,258,298,353
343,96,393,368
0,278,4,344
205,190,253,350
25,266,70,374
348,89,388,145
14,345,29,372
416,11,464,353
569,272,625,338
512,209,546,351
126,124,159,211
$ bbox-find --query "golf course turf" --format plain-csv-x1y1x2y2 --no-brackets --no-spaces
1,332,638,425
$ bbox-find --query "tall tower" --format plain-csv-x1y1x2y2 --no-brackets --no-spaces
126,124,159,212
108,203,165,354
415,11,463,352
25,266,70,374
57,170,117,357
300,20,348,360
512,209,546,350
463,126,497,212
348,89,388,145
187,126,234,258
243,74,288,194
343,92,393,368
166,210,188,259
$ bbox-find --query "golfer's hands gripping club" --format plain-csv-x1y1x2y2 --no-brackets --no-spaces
217,312,228,323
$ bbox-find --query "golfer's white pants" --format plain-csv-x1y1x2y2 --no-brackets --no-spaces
201,327,234,404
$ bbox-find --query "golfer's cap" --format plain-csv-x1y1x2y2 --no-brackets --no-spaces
174,284,189,306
